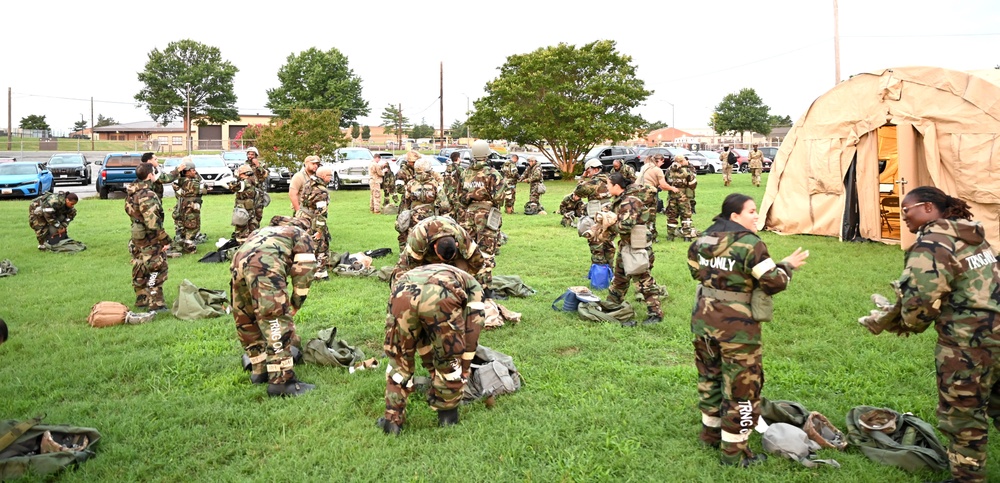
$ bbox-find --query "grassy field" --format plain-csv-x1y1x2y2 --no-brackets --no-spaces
0,172,979,482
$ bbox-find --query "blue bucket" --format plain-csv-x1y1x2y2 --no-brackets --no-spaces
588,264,612,290
552,290,581,311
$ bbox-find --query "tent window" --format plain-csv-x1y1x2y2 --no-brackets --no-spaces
804,138,845,195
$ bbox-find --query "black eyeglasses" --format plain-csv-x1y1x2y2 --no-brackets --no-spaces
901,201,930,215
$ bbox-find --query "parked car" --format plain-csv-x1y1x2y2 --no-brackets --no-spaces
221,150,248,172
387,154,447,177
47,153,91,185
759,146,779,163
267,165,295,193
580,145,641,172
636,147,675,173
189,155,236,193
694,150,725,174
96,153,144,199
372,151,396,165
733,149,773,173
663,147,708,175
0,162,53,199
329,147,375,189
0,157,17,163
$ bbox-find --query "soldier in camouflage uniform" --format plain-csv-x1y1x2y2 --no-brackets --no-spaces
721,147,735,187
573,160,614,264
442,151,464,219
558,194,585,228
231,215,318,397
666,155,698,241
377,263,486,434
519,156,545,213
871,186,1000,483
229,164,260,242
393,216,485,283
687,193,809,467
125,163,171,312
500,154,520,215
398,159,450,252
748,145,764,187
246,147,269,228
638,154,678,243
610,159,636,184
28,191,78,249
603,174,662,326
395,151,418,210
297,166,333,279
369,156,388,214
171,158,207,254
459,140,504,290
141,152,167,200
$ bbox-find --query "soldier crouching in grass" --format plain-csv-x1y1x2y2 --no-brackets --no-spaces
28,191,78,250
377,263,486,434
230,216,317,397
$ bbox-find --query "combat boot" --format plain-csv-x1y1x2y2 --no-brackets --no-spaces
721,448,767,467
376,417,402,435
267,378,316,397
437,408,460,427
642,315,662,325
249,373,268,384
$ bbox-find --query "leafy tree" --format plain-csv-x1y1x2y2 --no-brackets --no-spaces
350,123,361,140
450,119,472,140
646,120,669,131
380,105,409,147
19,115,50,131
361,125,371,141
240,109,347,170
410,120,435,139
72,119,88,131
94,114,117,128
468,40,650,176
710,88,772,137
769,114,793,127
266,47,369,128
134,39,240,129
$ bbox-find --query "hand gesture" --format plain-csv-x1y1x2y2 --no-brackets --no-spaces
781,247,810,270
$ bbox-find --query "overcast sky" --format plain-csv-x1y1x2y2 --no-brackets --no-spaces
4,0,998,137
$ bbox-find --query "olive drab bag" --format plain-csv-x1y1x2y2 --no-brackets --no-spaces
0,416,102,480
170,279,229,320
577,300,635,323
490,275,537,298
302,327,365,367
845,406,948,472
463,345,522,402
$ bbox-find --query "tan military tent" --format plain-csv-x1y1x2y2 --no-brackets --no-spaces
758,66,1000,249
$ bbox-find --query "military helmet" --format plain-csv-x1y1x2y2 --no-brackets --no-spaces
584,159,602,170
471,140,490,160
179,159,196,172
246,147,259,155
858,408,897,433
237,164,253,176
675,155,687,163
414,158,431,173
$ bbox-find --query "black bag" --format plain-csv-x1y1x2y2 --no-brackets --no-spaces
728,151,739,165
364,248,393,259
0,416,101,480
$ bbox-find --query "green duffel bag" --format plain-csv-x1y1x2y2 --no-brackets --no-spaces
844,406,948,473
0,415,102,480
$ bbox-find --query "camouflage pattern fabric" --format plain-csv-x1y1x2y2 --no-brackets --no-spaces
443,162,464,218
721,152,733,186
459,160,503,286
610,163,636,183
230,223,317,384
383,264,485,426
666,162,697,240
394,216,485,284
369,161,386,214
398,173,448,250
687,217,796,464
500,159,519,213
297,176,331,269
172,175,206,253
893,218,1000,483
250,159,269,225
228,177,260,242
395,163,415,210
748,149,764,187
520,162,544,207
604,192,660,317
125,180,170,310
28,192,76,245
636,164,665,241
558,193,584,227
577,173,612,258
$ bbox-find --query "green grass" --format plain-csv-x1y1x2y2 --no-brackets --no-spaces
0,172,977,482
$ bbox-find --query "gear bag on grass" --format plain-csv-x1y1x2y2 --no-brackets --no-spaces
171,279,229,320
845,406,947,472
302,327,365,367
490,275,537,298
463,345,522,402
45,238,87,252
762,422,840,469
0,259,18,278
577,300,635,323
87,301,129,328
0,415,101,480
552,286,600,311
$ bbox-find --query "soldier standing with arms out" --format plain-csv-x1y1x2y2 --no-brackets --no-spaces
231,215,318,397
866,186,1000,483
171,157,207,254
500,154,520,215
229,164,259,243
126,163,171,312
397,158,449,252
638,153,679,243
459,140,503,292
610,159,636,183
392,216,485,283
443,151,464,218
290,156,320,216
687,193,808,466
28,191,78,250
665,155,698,241
720,146,734,187
395,151,418,210
377,263,486,434
297,165,333,280
603,173,662,326
519,156,545,214
748,145,764,187
369,154,387,214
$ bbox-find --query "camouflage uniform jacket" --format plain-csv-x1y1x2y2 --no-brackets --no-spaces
460,161,503,207
500,160,519,188
369,160,387,187
395,163,415,194
444,163,463,202
394,216,485,283
228,176,259,207
405,173,448,220
574,173,611,201
896,218,1000,348
687,218,794,344
299,176,329,233
519,163,543,186
393,263,486,338
31,192,77,225
611,164,637,183
249,160,269,186
748,149,764,169
125,180,169,247
173,176,206,201
232,224,317,310
607,191,648,246
667,162,697,198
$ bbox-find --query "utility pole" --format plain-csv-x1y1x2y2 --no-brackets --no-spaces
439,62,444,149
7,88,11,150
397,103,403,149
185,83,192,153
833,0,841,85
90,97,94,151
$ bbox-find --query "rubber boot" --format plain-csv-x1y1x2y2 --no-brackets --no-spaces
437,408,460,427
376,417,402,435
267,378,316,397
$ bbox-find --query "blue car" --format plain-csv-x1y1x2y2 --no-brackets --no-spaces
0,162,53,199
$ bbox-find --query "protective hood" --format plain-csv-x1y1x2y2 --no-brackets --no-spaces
922,218,985,245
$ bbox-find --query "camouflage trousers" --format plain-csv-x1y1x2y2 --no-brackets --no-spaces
589,240,615,265
28,214,56,245
935,343,1000,483
130,241,169,310
370,184,383,213
460,207,499,286
383,277,482,426
230,262,301,384
750,168,762,187
693,336,763,463
722,163,733,186
502,183,517,213
559,195,583,227
606,244,661,317
309,219,331,269
232,198,259,242
528,182,542,206
172,197,201,253
665,194,694,240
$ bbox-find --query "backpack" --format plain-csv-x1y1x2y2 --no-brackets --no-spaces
728,151,738,165
844,406,948,472
463,345,522,402
0,416,101,480
87,301,129,328
577,300,635,323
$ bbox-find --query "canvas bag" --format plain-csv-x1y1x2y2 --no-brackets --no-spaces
231,206,250,226
0,259,18,278
87,301,129,328
463,345,522,402
490,275,537,298
45,238,87,252
552,286,600,311
170,279,229,320
845,406,948,472
751,288,774,321
535,183,546,195
577,301,635,323
620,245,649,275
0,416,101,480
302,327,365,367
